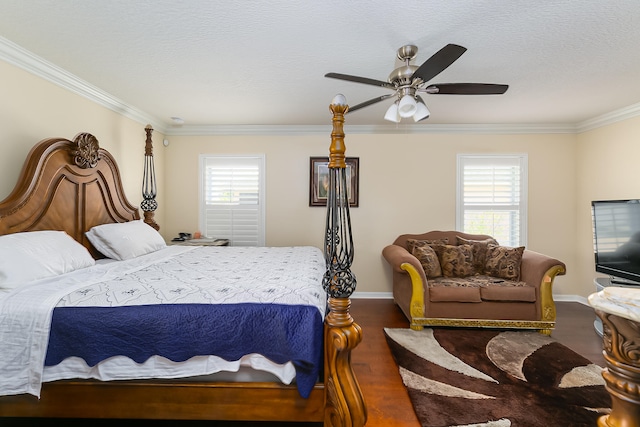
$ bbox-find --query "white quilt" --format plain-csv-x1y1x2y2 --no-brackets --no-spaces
0,245,326,397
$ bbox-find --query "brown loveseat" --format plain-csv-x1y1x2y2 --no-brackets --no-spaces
382,230,566,335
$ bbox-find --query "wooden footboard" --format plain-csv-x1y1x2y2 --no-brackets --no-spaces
0,380,325,422
0,310,365,426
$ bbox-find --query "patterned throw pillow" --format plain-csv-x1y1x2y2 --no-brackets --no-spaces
411,245,442,278
406,238,449,253
456,236,499,275
438,244,475,278
484,245,525,280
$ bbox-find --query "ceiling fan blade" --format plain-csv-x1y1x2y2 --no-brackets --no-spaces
426,83,509,95
325,72,395,89
411,44,467,83
348,94,396,113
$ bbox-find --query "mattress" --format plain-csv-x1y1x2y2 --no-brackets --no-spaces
0,245,327,398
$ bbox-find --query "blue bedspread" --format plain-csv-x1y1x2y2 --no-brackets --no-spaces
45,303,324,398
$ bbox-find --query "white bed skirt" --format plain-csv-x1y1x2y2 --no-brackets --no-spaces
43,352,297,384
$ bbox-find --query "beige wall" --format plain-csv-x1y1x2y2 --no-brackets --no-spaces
6,57,640,299
575,116,640,296
163,131,578,295
0,61,166,228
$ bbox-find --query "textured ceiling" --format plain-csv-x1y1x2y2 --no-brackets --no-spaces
1,1,639,129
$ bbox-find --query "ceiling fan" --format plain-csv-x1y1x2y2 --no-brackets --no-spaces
325,44,508,122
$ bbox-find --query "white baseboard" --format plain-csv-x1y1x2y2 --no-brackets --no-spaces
351,291,591,306
351,291,393,299
553,294,590,305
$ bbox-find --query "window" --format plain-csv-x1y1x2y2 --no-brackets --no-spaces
456,154,527,247
199,155,265,246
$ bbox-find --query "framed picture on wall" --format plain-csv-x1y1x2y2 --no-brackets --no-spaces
309,157,359,207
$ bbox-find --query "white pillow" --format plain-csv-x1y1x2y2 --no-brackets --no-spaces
0,230,96,290
86,220,166,260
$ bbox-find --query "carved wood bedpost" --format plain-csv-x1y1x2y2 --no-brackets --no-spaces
594,310,640,427
323,94,367,427
141,125,159,230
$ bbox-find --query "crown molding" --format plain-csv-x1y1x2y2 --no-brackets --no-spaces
576,101,640,133
164,122,579,136
2,36,639,137
0,36,166,132
164,124,332,136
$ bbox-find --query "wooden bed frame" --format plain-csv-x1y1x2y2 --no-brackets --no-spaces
0,127,366,425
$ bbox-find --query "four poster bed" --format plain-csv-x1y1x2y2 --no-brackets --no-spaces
0,98,365,425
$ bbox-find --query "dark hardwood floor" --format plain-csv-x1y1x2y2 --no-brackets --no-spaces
3,299,604,427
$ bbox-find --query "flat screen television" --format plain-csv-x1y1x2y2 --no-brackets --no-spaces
592,199,640,285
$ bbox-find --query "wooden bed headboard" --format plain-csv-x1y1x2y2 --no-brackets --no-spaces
0,132,139,257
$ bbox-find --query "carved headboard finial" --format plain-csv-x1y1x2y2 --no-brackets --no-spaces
71,133,101,169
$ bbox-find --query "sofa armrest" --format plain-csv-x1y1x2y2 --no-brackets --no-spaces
520,250,567,289
383,245,422,274
382,244,428,328
520,250,566,328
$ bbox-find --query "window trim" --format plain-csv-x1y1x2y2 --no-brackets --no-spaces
456,154,528,247
198,154,266,246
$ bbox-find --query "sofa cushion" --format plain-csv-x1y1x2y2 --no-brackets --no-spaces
484,245,525,280
456,236,499,274
411,244,442,278
430,275,526,288
406,238,448,253
428,275,532,303
480,284,535,302
429,285,482,303
436,244,475,278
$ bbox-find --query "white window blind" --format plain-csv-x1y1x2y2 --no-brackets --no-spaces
456,155,527,247
199,155,265,246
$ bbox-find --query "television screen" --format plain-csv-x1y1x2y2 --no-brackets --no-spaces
592,199,640,285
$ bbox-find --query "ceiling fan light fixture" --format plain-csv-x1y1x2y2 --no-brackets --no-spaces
413,99,430,122
325,44,508,124
384,102,401,123
398,95,417,118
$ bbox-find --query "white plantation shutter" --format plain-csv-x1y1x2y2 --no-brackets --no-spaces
456,155,527,247
199,155,265,246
